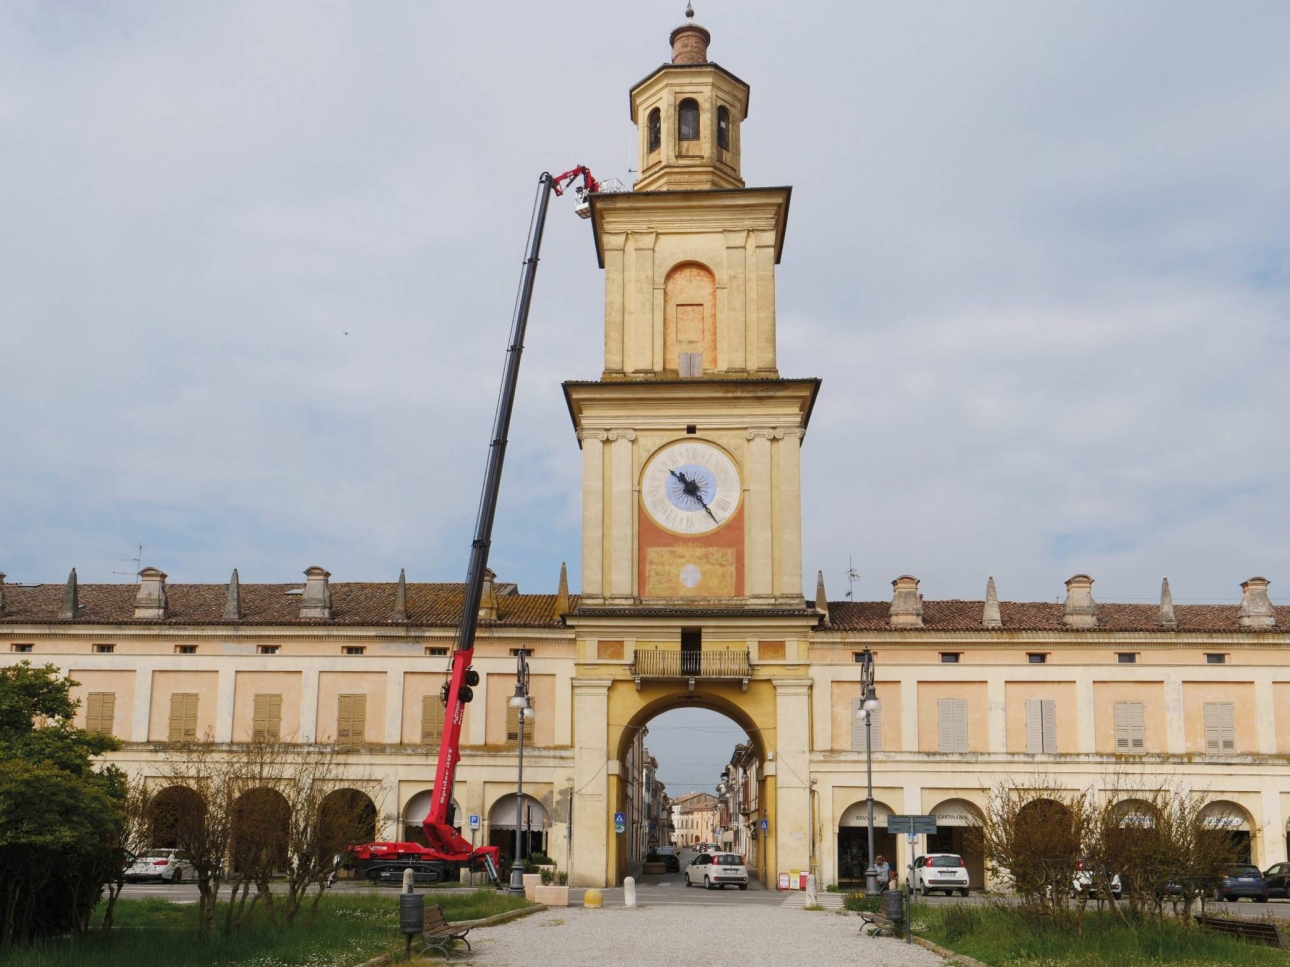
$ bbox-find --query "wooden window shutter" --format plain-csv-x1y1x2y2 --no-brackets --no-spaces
1130,702,1144,751
868,705,883,752
1025,699,1042,754
253,693,281,741
169,693,198,741
421,694,445,745
337,694,366,747
1219,702,1235,753
1041,699,1057,753
86,692,115,735
1203,702,1221,754
505,705,533,744
1114,701,1129,752
851,697,865,751
952,698,968,752
937,699,954,752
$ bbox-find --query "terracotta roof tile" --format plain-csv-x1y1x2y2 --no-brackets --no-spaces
0,582,576,629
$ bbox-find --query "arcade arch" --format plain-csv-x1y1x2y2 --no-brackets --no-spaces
836,798,898,887
489,793,549,863
1201,799,1254,863
927,798,986,889
399,789,463,845
149,785,205,849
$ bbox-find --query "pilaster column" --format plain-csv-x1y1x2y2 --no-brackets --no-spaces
723,230,748,371
578,429,607,602
602,234,626,374
1075,673,1096,753
608,429,636,601
777,427,805,602
746,428,776,599
1260,789,1287,867
772,678,813,879
132,667,154,743
571,678,613,887
385,668,404,744
1164,673,1185,754
467,671,488,746
1255,679,1277,754
900,675,919,752
629,232,656,373
986,678,1006,753
753,231,777,372
299,667,319,743
215,668,236,743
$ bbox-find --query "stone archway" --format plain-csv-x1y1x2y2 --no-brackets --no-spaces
399,790,464,845
837,798,898,887
1201,799,1255,864
231,787,290,874
149,785,205,849
927,798,987,889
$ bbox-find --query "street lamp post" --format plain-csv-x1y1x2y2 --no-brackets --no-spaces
506,649,532,895
856,647,883,896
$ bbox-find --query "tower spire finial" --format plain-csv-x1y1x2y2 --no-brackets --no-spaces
685,2,695,19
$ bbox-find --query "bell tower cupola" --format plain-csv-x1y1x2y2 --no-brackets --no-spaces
631,5,749,192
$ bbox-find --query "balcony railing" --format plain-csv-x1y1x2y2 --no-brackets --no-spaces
630,648,751,691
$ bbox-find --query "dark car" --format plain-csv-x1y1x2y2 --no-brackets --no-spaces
648,846,681,873
1215,864,1269,902
1264,862,1290,899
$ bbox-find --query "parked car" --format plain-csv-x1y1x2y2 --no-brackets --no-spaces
1264,862,1290,898
1072,863,1122,900
685,852,749,890
1214,864,1269,902
125,848,194,883
912,853,971,897
648,846,681,872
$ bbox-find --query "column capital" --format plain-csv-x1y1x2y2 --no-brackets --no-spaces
771,677,813,695
602,232,627,251
571,677,615,693
746,427,781,441
779,426,805,440
606,428,637,442
577,428,609,442
723,229,750,249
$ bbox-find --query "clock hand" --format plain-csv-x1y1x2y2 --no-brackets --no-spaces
669,469,718,522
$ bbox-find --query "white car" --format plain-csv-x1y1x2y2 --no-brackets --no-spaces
912,853,971,896
685,852,749,890
1072,866,1122,900
125,848,194,883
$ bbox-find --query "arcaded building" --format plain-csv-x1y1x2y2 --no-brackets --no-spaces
3,14,1288,890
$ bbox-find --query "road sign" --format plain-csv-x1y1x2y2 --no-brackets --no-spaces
886,813,937,836
614,811,626,834
468,814,480,830
759,818,769,832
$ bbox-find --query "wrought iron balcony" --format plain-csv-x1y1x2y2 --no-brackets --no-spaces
630,648,751,691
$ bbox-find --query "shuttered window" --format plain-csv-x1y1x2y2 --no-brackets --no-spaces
1203,702,1236,755
421,694,445,745
850,697,882,752
86,692,115,735
168,693,199,741
1025,698,1057,753
1113,701,1145,753
506,705,534,745
252,693,282,741
336,694,367,748
937,698,968,753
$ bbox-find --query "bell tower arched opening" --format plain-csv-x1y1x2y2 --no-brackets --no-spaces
663,262,716,375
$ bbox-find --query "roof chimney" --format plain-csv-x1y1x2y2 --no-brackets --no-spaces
1063,574,1098,628
134,567,168,620
1239,577,1275,629
670,3,710,64
1158,577,1176,630
300,566,331,620
983,576,1002,629
59,568,79,620
814,570,830,627
391,568,408,623
555,562,570,617
479,568,498,622
889,575,923,628
223,569,243,622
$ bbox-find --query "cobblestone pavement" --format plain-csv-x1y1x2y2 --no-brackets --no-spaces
465,905,946,967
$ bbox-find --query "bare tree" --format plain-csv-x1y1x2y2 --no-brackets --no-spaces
101,773,155,930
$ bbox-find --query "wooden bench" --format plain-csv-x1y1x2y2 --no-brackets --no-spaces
421,905,473,960
1196,914,1285,948
857,911,900,938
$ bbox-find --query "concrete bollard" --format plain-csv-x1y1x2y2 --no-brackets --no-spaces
584,887,603,908
624,876,637,908
403,868,415,894
805,873,817,905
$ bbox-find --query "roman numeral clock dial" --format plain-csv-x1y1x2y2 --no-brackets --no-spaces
641,441,741,536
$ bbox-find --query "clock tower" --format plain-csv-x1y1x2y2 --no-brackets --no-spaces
565,12,818,610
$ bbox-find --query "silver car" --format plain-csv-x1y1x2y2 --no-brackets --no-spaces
125,848,194,883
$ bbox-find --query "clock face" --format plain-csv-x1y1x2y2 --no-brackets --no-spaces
641,441,742,535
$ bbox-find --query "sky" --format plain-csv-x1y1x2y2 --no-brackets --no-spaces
2,2,1288,790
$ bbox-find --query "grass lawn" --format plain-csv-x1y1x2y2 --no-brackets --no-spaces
6,890,531,967
916,902,1290,967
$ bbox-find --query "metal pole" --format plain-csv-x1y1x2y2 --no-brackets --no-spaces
507,652,530,894
862,648,879,896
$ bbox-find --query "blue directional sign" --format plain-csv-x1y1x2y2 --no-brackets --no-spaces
614,811,626,834
759,818,769,832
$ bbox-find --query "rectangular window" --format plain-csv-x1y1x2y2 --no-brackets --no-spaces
1113,701,1145,753
168,693,199,742
425,647,448,656
509,648,532,657
1116,653,1137,664
11,644,33,653
1027,653,1047,664
93,643,115,654
1025,698,1057,753
506,704,534,746
252,693,282,742
937,698,968,753
1203,702,1236,754
336,694,367,748
679,352,703,377
939,653,960,664
175,644,197,655
257,645,279,655
850,697,882,752
1205,653,1227,665
86,692,116,735
421,694,445,745
342,646,365,656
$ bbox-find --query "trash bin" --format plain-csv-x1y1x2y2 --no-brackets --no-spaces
399,893,425,936
882,888,905,923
